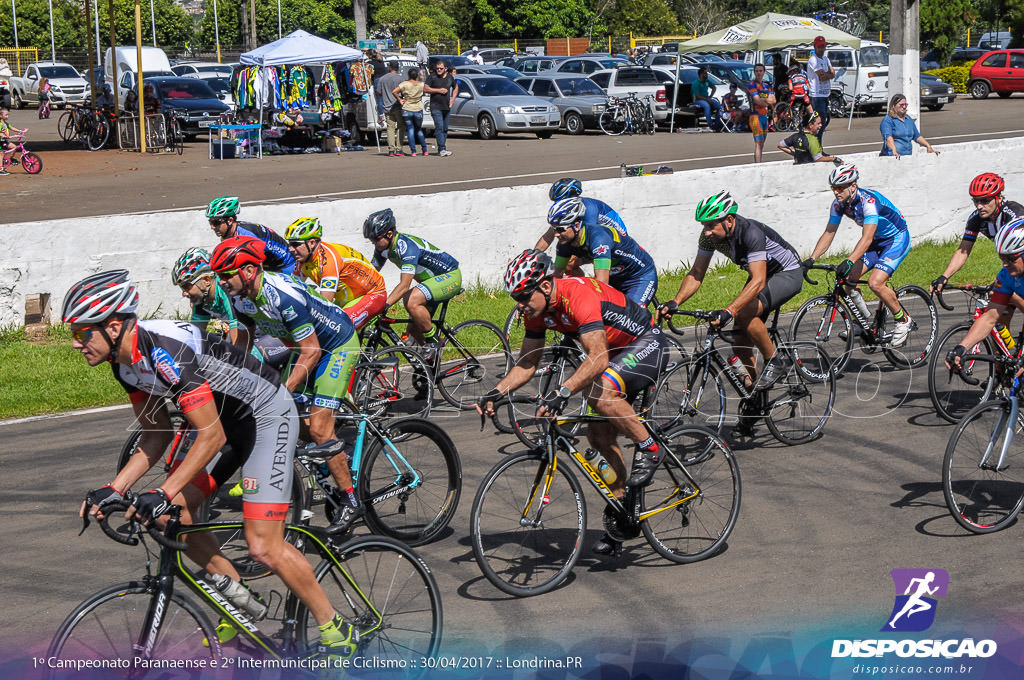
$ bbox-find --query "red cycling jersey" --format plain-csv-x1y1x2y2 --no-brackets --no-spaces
523,276,653,349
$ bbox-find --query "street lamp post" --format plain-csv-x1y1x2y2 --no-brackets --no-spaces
47,0,56,59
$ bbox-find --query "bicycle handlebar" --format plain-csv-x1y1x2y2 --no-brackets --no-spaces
85,499,189,551
933,283,992,312
803,262,870,287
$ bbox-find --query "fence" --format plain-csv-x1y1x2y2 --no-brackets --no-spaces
0,48,40,75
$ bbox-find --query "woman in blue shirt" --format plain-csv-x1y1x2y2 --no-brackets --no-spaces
880,93,940,158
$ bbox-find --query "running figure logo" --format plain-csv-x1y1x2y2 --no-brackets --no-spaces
882,569,949,632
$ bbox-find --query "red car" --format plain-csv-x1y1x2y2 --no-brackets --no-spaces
968,49,1024,99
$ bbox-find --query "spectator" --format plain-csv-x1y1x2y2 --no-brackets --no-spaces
721,83,746,131
416,41,429,70
367,49,387,124
626,48,639,65
772,54,789,97
376,61,406,157
142,83,160,115
38,77,52,119
691,67,722,131
787,61,812,117
467,46,484,65
806,35,835,143
394,67,428,156
424,60,457,157
880,93,940,159
96,84,115,110
778,111,841,164
746,63,775,162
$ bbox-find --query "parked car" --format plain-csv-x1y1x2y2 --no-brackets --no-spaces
10,61,90,109
452,64,521,79
515,74,608,134
191,75,235,110
977,31,1012,50
460,48,515,64
171,61,234,79
693,60,767,92
427,55,473,70
920,73,956,110
968,49,1024,99
342,58,433,144
143,76,230,138
641,52,700,68
447,74,560,139
105,46,174,107
0,58,10,107
544,56,629,75
780,41,888,114
650,66,731,110
494,54,527,68
949,47,989,66
588,67,669,122
511,55,569,74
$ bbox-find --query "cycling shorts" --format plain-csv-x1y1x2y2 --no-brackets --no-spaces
415,268,463,303
861,229,910,276
750,113,769,142
342,291,388,331
611,272,658,308
757,268,804,314
601,326,669,400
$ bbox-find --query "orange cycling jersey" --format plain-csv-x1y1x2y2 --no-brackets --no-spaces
301,241,386,305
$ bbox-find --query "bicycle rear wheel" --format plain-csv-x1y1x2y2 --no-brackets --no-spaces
87,114,109,150
882,285,938,369
436,319,512,410
943,399,1024,533
640,425,740,563
789,294,854,376
359,417,462,546
297,535,442,672
648,356,727,433
58,111,76,143
471,450,586,597
352,345,433,420
928,322,997,423
764,342,836,445
47,583,220,677
599,107,627,135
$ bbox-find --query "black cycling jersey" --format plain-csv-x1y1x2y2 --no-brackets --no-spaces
697,214,801,276
963,200,1024,243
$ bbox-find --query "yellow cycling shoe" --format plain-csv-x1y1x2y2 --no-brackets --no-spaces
203,618,239,647
318,615,359,660
227,482,244,498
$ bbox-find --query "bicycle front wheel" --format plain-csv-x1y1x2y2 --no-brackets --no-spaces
58,111,76,143
21,151,42,174
790,294,854,376
360,417,462,546
882,285,938,369
436,319,512,410
928,322,996,423
943,399,1024,533
87,115,109,150
297,535,442,671
765,342,836,445
352,344,433,420
47,583,220,676
641,425,740,563
599,107,626,135
648,355,727,433
471,450,586,597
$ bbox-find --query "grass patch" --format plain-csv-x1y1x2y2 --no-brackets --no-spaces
0,237,1000,420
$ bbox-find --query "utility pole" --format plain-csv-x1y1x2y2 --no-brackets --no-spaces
354,0,367,42
889,0,921,129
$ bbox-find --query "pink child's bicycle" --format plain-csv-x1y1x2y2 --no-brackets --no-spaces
2,130,43,174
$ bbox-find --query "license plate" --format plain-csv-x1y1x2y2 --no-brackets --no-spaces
938,96,948,103
198,120,213,128
530,115,546,123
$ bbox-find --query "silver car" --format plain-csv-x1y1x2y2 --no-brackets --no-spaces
515,74,608,134
448,75,561,139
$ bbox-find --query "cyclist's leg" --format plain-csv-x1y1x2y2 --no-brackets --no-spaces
342,290,387,331
613,272,658,308
866,232,911,317
407,269,462,344
749,268,804,388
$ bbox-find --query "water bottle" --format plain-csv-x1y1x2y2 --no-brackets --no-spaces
996,324,1016,351
620,163,627,178
205,573,268,621
728,355,752,389
849,288,871,321
584,448,617,485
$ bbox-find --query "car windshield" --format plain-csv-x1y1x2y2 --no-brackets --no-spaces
555,77,604,95
444,56,473,66
723,64,755,81
205,77,230,93
487,66,521,79
600,59,627,68
156,80,217,99
860,46,889,67
474,77,529,96
197,65,233,76
39,65,80,79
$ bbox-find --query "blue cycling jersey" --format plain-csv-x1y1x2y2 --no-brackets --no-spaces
828,188,909,243
993,266,1024,302
556,222,655,281
235,221,297,274
372,233,459,281
583,198,627,236
232,271,355,351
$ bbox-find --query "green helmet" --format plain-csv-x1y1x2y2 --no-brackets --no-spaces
284,217,322,241
206,196,240,219
171,247,212,286
694,190,738,223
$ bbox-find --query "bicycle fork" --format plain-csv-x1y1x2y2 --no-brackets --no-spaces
982,388,1020,472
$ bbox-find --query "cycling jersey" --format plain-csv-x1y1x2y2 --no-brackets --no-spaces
828,188,909,243
190,283,239,331
301,241,386,304
372,232,459,282
788,72,810,103
990,266,1024,306
779,131,825,164
698,215,802,277
523,276,653,349
582,197,628,236
555,223,656,284
233,221,296,274
112,319,296,516
963,200,1024,243
746,79,772,114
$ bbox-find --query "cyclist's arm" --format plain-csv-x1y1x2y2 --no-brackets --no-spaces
809,221,840,260
318,287,337,303
729,259,767,315
777,137,794,155
593,267,610,286
563,328,610,393
535,227,556,251
106,396,176,501
669,250,712,305
157,398,226,501
386,272,415,307
940,238,975,281
285,330,322,393
235,322,254,351
954,304,1009,356
848,223,877,263
493,335,545,396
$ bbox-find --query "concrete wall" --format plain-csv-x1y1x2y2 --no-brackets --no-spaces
3,136,1024,327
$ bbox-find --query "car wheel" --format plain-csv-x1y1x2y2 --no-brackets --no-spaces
478,113,497,140
347,118,364,145
926,104,944,111
536,130,553,139
997,91,1012,99
563,111,584,135
969,80,990,99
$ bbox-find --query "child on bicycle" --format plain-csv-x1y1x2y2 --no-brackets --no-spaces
38,77,53,119
0,108,24,175
787,62,813,117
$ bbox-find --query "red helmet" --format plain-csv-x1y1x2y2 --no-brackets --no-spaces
210,235,266,272
504,249,553,297
969,172,1004,199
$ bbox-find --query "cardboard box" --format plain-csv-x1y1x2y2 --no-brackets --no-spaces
25,293,51,325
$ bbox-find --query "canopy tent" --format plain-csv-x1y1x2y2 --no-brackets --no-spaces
674,13,861,53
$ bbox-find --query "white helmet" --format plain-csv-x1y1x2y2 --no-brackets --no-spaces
995,217,1024,256
62,270,140,324
828,163,859,187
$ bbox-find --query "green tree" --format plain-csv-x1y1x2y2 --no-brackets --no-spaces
441,0,511,39
921,0,976,61
93,0,193,47
1,0,90,59
372,0,459,44
252,0,354,44
604,0,678,36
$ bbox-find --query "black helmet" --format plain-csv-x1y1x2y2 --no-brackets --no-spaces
363,208,396,240
548,177,583,202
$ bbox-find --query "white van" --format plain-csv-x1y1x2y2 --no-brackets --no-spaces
104,46,174,106
977,32,1012,50
782,40,890,115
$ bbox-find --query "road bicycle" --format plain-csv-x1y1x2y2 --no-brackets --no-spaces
1,130,42,174
813,1,867,36
163,107,187,155
48,501,442,676
942,355,1024,533
927,283,1013,423
790,263,938,376
654,308,836,445
771,101,802,132
58,104,110,151
599,92,656,136
471,398,740,596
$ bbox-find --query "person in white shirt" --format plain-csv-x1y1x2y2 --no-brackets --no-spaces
468,46,484,65
805,35,835,144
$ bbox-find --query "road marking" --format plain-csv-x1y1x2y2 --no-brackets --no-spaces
0,403,131,427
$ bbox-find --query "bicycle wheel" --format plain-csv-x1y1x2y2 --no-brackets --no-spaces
359,417,461,546
942,399,1024,533
352,345,433,420
471,450,586,597
928,322,997,424
506,345,586,448
640,425,740,563
649,355,727,433
882,285,939,369
764,342,836,445
296,535,442,671
773,102,793,132
436,319,513,410
57,111,76,143
845,10,867,36
599,107,626,135
87,114,109,150
20,151,42,174
789,294,854,376
47,583,220,676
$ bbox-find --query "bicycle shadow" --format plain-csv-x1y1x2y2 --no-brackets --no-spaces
889,481,1007,537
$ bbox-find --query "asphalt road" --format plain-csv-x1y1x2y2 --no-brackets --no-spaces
2,97,1023,224
2,299,1023,677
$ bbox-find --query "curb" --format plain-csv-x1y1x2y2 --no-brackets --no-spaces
0,403,131,427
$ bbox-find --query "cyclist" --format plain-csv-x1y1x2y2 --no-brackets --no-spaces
658,191,804,401
805,164,916,348
0,108,25,174
284,217,388,330
786,62,812,116
69,270,357,656
947,218,1024,373
209,236,364,535
206,196,296,274
933,173,1023,294
534,177,629,252
363,208,462,350
477,249,670,556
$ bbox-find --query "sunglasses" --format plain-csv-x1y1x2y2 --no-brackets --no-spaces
209,218,227,226
1000,254,1020,264
512,292,534,305
216,269,240,281
287,240,308,249
71,326,96,343
973,196,996,206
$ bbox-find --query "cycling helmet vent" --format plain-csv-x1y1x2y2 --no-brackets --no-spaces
62,269,139,324
210,236,267,272
828,164,859,187
995,218,1024,256
549,177,583,202
694,190,738,222
284,217,323,241
969,172,1004,199
206,196,240,219
504,249,554,296
363,209,397,240
171,247,212,286
547,197,586,226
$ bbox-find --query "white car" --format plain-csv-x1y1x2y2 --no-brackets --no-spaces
588,67,669,122
171,62,234,79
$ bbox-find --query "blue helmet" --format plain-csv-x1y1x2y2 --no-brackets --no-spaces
549,177,582,202
547,197,586,227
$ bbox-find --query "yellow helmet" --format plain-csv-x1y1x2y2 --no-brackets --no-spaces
284,217,322,241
